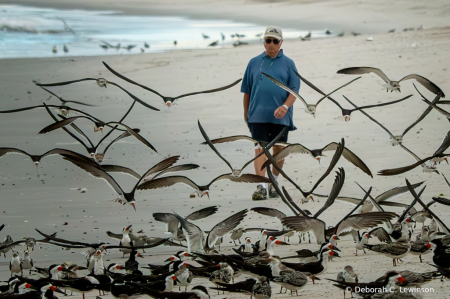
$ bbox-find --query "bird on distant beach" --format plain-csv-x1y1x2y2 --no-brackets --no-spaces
52,46,57,54
102,61,242,107
337,66,445,97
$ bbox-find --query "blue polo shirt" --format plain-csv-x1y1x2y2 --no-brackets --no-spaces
241,49,300,130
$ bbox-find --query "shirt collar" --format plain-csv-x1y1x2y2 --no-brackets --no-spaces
261,49,284,59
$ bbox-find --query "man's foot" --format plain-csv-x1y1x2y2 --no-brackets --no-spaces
268,183,280,198
252,185,267,201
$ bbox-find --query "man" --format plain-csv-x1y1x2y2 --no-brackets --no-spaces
241,25,300,200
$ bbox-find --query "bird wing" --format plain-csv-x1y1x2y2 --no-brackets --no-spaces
36,78,97,86
402,84,442,137
335,212,398,236
337,67,391,84
406,179,450,234
39,116,91,134
421,98,450,118
251,207,286,220
308,139,345,195
100,164,141,180
322,142,372,177
208,173,270,188
106,81,160,111
60,154,124,196
432,197,450,206
400,144,422,162
377,157,436,176
40,86,95,106
355,95,412,111
137,176,199,191
375,181,424,202
107,122,157,153
292,70,343,109
174,79,242,100
262,72,308,108
173,212,204,253
185,206,219,221
433,130,450,156
152,213,179,234
101,130,133,155
314,77,361,107
138,156,180,182
399,74,445,97
152,164,200,180
281,217,326,243
368,227,392,243
203,135,258,145
102,61,165,99
198,120,233,171
106,231,123,240
343,95,396,139
205,210,248,249
57,114,96,147
313,168,345,218
0,104,61,113
261,143,313,171
0,148,32,159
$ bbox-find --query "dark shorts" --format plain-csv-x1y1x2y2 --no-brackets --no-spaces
248,122,289,145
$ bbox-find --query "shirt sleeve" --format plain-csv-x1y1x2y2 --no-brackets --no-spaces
240,63,252,94
287,62,301,93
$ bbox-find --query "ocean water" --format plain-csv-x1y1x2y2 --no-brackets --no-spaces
0,5,340,59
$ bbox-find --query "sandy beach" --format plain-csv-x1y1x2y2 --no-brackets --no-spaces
0,0,450,298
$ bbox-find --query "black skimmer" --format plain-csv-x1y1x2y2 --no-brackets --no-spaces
100,41,121,49
293,70,412,121
9,251,22,277
281,249,340,282
125,250,144,273
130,274,178,292
173,209,248,253
281,242,340,263
36,77,159,111
260,140,372,177
21,250,34,275
102,61,241,107
336,265,358,298
40,85,95,107
262,139,346,203
378,143,444,176
429,239,450,268
110,278,143,299
137,172,269,199
337,66,445,97
409,202,435,228
327,271,405,297
152,206,219,242
59,154,184,210
210,262,234,293
198,120,275,177
174,263,193,291
393,270,435,287
262,71,360,116
364,223,411,267
343,95,412,146
353,228,391,256
212,276,271,299
263,256,309,295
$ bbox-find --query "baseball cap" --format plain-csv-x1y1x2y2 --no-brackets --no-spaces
263,26,283,40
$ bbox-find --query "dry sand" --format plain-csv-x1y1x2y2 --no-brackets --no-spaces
0,0,450,298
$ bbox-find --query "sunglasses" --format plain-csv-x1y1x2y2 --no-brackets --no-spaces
265,39,281,44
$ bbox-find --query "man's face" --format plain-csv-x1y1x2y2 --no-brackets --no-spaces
264,38,282,58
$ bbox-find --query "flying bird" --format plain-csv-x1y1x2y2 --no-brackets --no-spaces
102,61,242,107
337,66,445,97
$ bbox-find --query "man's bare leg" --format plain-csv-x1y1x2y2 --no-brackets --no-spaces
254,148,266,177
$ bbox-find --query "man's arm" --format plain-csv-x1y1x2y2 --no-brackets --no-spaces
274,93,296,119
243,93,250,123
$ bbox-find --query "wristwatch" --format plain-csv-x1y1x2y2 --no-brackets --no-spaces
282,104,289,110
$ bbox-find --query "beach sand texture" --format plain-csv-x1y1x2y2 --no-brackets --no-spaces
0,1,450,298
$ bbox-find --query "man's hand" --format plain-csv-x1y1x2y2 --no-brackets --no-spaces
274,106,287,119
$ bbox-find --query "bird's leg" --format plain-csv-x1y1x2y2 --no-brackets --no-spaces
355,249,358,256
233,240,237,246
308,232,311,244
420,255,422,263
238,238,241,245
393,259,396,267
279,286,283,293
363,249,366,254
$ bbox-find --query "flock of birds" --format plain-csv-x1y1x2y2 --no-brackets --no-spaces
0,60,449,299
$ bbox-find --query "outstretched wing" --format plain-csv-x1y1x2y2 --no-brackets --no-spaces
337,67,390,84
205,210,248,249
185,206,219,221
399,74,445,97
322,142,372,177
175,79,242,100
